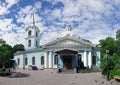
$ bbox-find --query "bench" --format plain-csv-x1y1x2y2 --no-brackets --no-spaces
114,76,120,81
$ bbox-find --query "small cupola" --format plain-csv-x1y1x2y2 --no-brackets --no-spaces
58,24,80,39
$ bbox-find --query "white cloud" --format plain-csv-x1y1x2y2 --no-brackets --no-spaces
0,4,9,15
29,0,120,45
40,26,64,45
0,0,19,15
1,31,25,46
6,0,19,8
0,18,25,46
86,0,105,12
51,8,61,18
16,5,42,26
0,19,13,32
34,1,41,9
1,0,120,47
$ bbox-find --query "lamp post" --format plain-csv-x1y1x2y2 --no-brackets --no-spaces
106,50,110,81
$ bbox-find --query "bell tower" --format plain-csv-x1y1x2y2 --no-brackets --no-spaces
25,13,40,50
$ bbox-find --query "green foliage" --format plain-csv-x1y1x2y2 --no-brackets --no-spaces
99,29,120,78
13,44,25,53
99,37,117,69
99,37,116,64
0,44,13,68
110,54,120,70
110,69,120,78
0,38,6,44
0,43,25,68
116,30,120,55
116,29,120,41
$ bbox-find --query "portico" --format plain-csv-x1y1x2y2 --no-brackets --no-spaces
55,49,78,69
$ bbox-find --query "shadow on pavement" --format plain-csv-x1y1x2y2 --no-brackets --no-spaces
8,72,30,78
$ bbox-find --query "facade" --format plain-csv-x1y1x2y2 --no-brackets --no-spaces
14,23,101,70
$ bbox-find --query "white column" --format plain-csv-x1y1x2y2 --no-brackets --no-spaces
44,52,47,68
57,55,60,68
51,52,53,68
81,53,84,61
49,51,52,68
84,51,87,67
88,51,92,68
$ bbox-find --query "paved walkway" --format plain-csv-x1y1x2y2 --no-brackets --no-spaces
0,69,119,85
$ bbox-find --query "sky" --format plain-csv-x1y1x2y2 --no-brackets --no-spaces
0,0,120,46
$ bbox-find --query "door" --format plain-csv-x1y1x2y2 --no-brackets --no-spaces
63,56,72,69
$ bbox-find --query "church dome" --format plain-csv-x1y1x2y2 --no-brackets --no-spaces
58,24,80,39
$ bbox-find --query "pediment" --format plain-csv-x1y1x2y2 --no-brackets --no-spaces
44,36,91,47
56,39,82,45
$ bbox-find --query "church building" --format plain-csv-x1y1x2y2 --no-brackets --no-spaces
14,18,101,70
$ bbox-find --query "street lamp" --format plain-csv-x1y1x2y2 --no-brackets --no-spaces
106,50,110,81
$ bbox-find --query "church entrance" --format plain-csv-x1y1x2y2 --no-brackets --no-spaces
55,49,78,70
63,56,72,69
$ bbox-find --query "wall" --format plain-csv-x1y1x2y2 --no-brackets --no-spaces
14,54,24,68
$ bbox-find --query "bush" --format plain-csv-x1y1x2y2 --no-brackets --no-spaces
110,69,120,78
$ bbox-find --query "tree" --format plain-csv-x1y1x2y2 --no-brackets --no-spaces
116,29,120,55
116,29,120,40
0,44,13,69
99,37,116,60
13,44,25,53
0,38,6,45
99,29,120,78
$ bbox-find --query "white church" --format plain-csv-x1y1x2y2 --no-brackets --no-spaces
14,17,101,70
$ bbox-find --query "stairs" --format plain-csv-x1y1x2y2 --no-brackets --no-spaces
61,69,76,74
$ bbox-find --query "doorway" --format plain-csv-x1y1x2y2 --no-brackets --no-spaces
63,56,72,69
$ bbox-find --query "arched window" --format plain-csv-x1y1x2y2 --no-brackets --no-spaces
41,56,44,65
28,30,32,37
32,57,35,65
92,56,96,65
28,40,31,47
17,58,20,65
25,57,28,65
36,31,38,37
54,55,58,65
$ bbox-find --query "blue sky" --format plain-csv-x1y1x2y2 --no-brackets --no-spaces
0,0,120,46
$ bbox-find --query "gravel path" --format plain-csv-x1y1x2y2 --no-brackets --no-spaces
0,69,119,85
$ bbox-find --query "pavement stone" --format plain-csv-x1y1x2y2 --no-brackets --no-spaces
0,69,120,85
